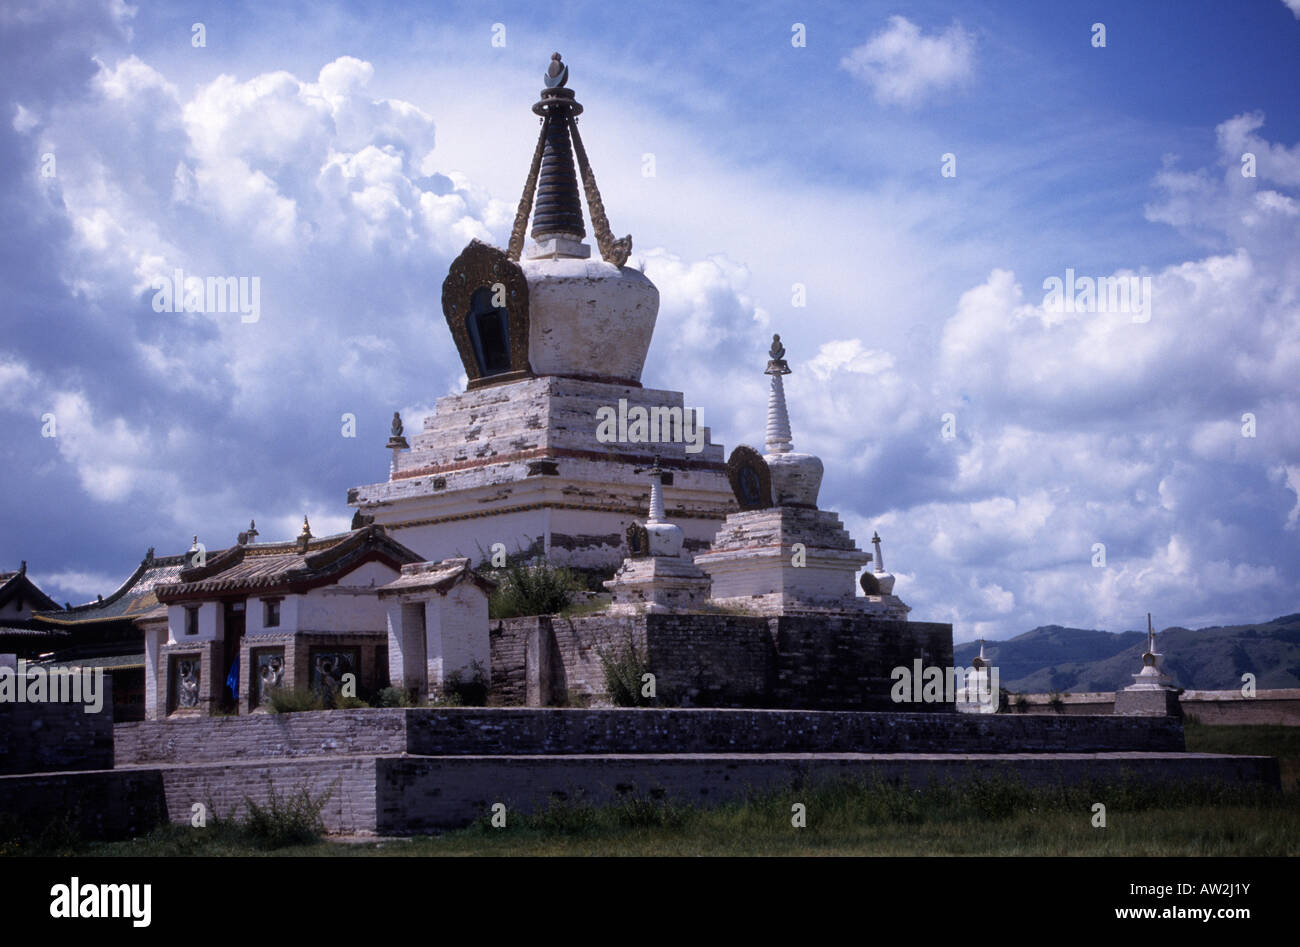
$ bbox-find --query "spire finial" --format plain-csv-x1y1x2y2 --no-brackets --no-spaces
872,531,885,574
300,516,312,539
545,52,568,88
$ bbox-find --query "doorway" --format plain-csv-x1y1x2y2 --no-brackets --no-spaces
222,600,246,711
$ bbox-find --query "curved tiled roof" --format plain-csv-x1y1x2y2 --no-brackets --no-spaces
34,554,187,626
156,525,423,601
0,570,61,613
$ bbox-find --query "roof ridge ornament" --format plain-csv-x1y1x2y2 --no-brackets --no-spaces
506,53,632,267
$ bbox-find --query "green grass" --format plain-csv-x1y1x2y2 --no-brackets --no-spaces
6,723,1295,857
1184,720,1300,788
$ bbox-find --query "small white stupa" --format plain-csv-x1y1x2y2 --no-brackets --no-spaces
695,334,907,617
955,638,998,714
858,531,910,620
1113,613,1181,716
603,458,712,613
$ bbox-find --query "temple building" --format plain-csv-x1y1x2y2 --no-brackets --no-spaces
146,521,424,718
0,563,67,665
35,54,952,720
347,53,736,572
23,553,185,720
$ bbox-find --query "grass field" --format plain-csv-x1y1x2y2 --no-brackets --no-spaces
4,722,1297,857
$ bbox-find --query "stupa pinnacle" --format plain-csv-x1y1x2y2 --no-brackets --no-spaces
507,53,631,265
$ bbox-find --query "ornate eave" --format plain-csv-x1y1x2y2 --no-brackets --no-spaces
440,240,533,389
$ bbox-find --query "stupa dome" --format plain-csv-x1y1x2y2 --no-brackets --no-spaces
523,256,658,385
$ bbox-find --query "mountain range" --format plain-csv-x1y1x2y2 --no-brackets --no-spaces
952,613,1300,692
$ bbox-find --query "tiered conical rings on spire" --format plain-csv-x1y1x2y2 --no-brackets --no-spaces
646,456,667,525
507,53,632,266
764,334,794,454
758,331,824,508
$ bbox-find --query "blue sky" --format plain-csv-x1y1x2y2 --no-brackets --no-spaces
2,0,1298,641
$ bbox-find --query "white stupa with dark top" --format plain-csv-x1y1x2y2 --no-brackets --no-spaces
695,335,909,617
603,458,712,613
1113,613,1182,716
348,54,734,571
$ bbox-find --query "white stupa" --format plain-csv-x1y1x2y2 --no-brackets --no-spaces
695,335,908,617
1113,613,1181,716
603,457,712,613
348,54,734,570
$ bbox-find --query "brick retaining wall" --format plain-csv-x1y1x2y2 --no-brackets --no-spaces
0,675,114,774
492,612,956,710
114,706,1185,766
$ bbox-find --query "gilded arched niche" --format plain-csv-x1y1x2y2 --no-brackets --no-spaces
441,240,532,388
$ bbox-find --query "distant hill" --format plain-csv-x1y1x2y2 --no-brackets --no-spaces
953,614,1300,692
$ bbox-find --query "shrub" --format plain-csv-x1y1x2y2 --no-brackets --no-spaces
489,559,579,619
243,780,335,848
267,686,324,713
434,661,490,706
613,794,690,829
599,636,652,707
372,686,413,708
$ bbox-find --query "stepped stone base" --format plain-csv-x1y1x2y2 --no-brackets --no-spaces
0,708,1278,839
695,506,898,615
603,555,711,612
348,376,736,570
3,750,1278,837
1115,686,1183,717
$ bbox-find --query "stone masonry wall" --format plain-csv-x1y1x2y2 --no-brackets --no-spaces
1007,689,1300,725
0,675,114,774
0,769,164,839
375,752,1278,832
490,612,955,710
114,706,1186,767
114,708,406,767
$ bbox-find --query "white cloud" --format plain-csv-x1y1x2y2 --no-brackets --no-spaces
841,16,976,107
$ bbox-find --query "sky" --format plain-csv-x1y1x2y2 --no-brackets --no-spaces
2,0,1298,642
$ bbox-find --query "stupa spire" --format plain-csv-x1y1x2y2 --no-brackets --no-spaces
764,334,793,454
646,456,667,524
507,53,631,265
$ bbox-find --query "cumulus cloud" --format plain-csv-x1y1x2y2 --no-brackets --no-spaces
841,16,975,106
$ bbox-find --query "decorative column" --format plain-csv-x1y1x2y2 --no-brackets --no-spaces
386,411,409,478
